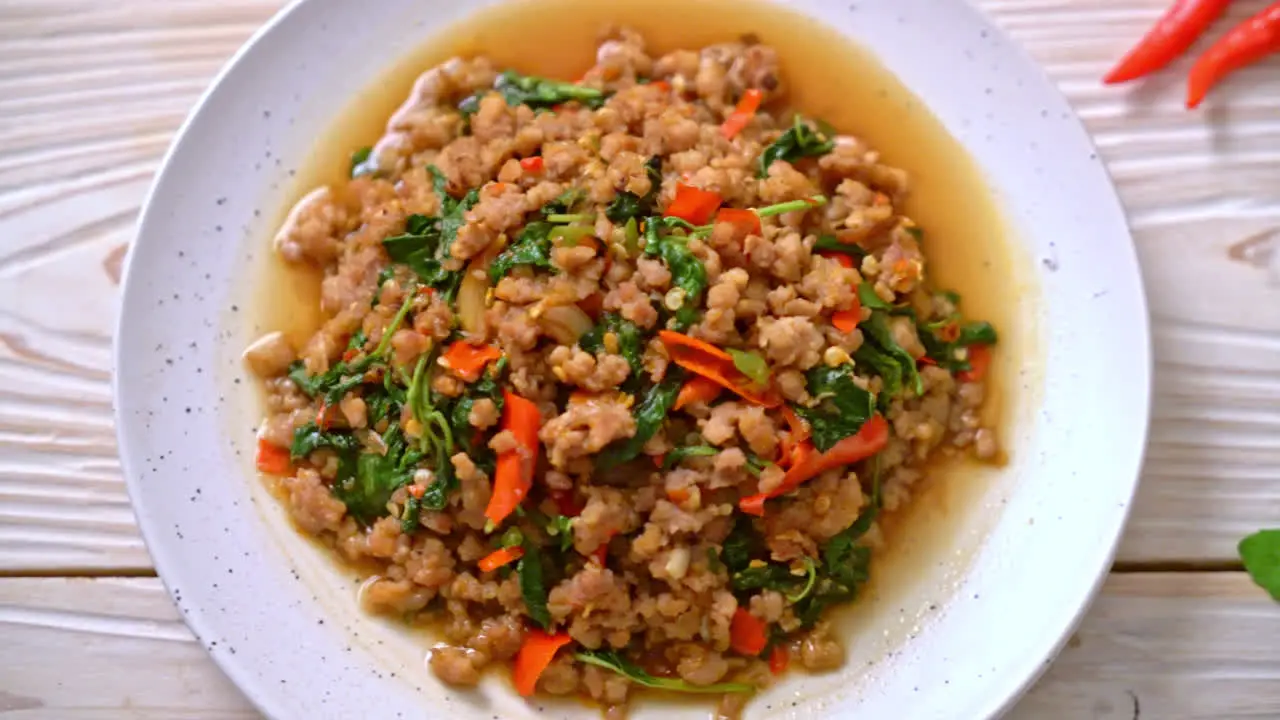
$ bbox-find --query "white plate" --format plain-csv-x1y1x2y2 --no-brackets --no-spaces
115,0,1151,718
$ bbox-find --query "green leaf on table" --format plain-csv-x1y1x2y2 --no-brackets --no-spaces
1240,529,1280,602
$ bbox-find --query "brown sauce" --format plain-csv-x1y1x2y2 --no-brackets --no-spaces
251,0,1035,692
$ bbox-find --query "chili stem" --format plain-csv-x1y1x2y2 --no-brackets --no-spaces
755,194,828,218
686,195,827,238
372,284,417,358
546,213,595,224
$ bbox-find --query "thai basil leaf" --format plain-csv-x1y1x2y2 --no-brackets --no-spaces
416,456,456,512
644,219,707,331
575,650,753,694
720,515,761,574
539,188,585,217
860,311,923,397
605,157,662,223
400,496,422,533
545,515,575,553
381,166,476,302
489,220,554,281
857,282,894,311
757,115,835,178
349,146,377,178
290,422,359,462
813,234,866,259
957,321,998,347
596,370,684,470
579,313,645,381
731,562,797,593
853,342,902,402
518,542,552,629
792,364,875,452
662,445,718,470
793,459,880,627
494,70,608,110
447,359,507,458
332,426,420,525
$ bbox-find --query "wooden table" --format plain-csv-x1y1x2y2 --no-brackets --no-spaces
2,0,1278,717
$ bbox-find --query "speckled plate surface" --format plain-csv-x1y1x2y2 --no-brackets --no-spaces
114,0,1150,718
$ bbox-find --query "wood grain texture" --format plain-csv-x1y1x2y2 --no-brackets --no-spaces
1,574,1276,718
0,0,1277,572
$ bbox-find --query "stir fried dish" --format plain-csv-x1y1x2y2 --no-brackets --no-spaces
243,28,1000,716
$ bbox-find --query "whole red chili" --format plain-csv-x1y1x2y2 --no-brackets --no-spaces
1104,0,1232,84
1187,1,1280,108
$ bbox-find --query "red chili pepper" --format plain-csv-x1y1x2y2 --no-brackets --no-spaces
550,490,583,517
714,208,762,236
478,546,524,573
781,406,810,444
1104,0,1232,84
589,531,615,566
578,291,604,320
957,344,993,383
485,390,541,525
664,183,723,225
674,375,723,411
818,252,855,269
739,415,889,515
769,645,790,675
658,330,782,408
831,309,861,333
720,88,764,139
316,401,332,430
520,156,545,173
441,341,503,383
739,494,767,517
1187,1,1280,108
513,630,573,697
729,609,769,656
255,438,291,475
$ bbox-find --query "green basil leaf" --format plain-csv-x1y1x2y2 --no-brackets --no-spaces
860,311,923,397
400,496,422,534
546,515,575,553
595,369,684,470
575,650,754,694
957,321,998,347
494,70,608,111
663,445,718,470
490,220,554,281
792,364,875,452
644,219,707,332
1240,529,1280,601
350,146,375,178
857,282,894,311
518,543,552,629
578,313,645,386
757,115,835,178
727,348,770,388
813,234,866,259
